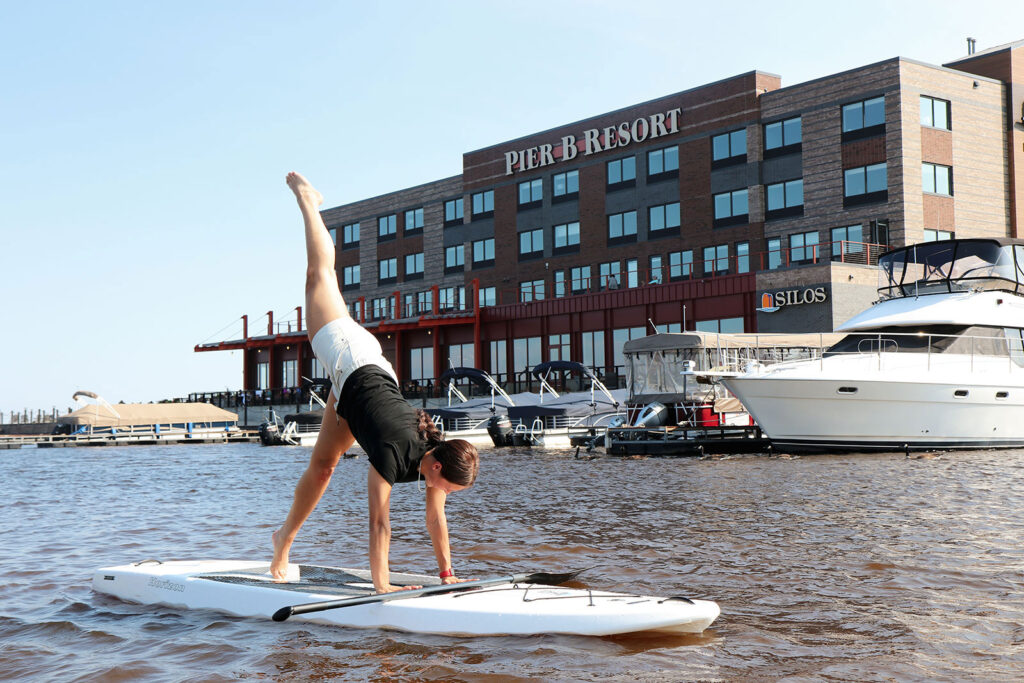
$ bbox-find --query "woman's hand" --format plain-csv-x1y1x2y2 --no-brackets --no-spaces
375,583,422,594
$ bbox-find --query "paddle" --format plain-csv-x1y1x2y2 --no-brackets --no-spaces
271,569,583,622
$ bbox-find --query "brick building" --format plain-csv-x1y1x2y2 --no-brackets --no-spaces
197,40,1024,396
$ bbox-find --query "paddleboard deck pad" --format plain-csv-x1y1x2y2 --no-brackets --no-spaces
92,560,719,636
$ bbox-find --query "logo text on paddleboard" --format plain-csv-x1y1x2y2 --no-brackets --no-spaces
147,577,186,592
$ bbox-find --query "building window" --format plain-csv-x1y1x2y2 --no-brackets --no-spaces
553,270,567,297
612,327,646,371
571,266,591,294
844,163,887,206
831,225,865,261
764,116,801,155
765,179,804,219
647,146,679,178
445,244,464,273
668,250,693,281
372,296,394,320
255,361,270,390
343,264,360,289
599,261,621,290
404,208,424,234
922,163,953,196
328,227,337,245
767,237,782,270
471,190,494,217
444,198,463,225
924,229,954,242
513,337,542,377
520,279,545,302
921,96,951,130
348,300,363,321
649,202,681,235
446,341,473,366
712,129,747,166
736,242,750,274
378,258,397,283
405,252,424,279
489,339,506,377
607,156,636,188
281,359,298,388
607,210,638,244
649,255,664,284
416,289,432,314
553,221,580,254
713,188,749,227
439,286,465,311
478,286,496,307
518,179,542,207
342,222,360,249
549,334,570,361
790,230,820,264
626,258,639,288
378,214,397,240
472,238,495,268
581,330,604,372
703,244,729,275
696,317,744,334
409,346,434,382
519,229,544,259
842,96,885,139
553,170,579,200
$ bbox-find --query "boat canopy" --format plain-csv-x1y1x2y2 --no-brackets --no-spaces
507,389,628,421
440,367,500,389
622,332,842,403
878,238,1024,299
58,402,239,428
530,360,599,380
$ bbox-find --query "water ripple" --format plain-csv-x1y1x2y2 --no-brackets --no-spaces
2,444,1024,680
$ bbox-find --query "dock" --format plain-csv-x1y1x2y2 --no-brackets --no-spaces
0,431,259,449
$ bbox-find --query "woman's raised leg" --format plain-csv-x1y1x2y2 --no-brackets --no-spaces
285,171,348,340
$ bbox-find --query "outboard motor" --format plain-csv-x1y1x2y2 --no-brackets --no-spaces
487,414,515,447
633,402,668,428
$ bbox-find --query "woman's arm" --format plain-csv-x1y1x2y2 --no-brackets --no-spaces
367,466,396,592
425,486,458,583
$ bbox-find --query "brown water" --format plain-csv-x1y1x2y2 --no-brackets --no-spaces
2,443,1023,681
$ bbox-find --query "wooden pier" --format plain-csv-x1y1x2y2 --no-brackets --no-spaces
0,431,259,449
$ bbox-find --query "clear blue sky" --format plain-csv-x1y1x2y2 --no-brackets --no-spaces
2,0,1021,413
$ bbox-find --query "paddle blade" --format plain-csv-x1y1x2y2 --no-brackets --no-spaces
272,606,294,622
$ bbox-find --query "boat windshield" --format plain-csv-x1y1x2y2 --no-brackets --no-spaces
823,325,1022,362
877,240,1023,298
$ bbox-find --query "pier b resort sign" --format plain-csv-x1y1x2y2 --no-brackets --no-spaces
503,107,683,175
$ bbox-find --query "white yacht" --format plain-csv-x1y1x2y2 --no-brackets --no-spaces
722,238,1024,451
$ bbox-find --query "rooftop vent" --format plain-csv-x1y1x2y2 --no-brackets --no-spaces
967,37,976,55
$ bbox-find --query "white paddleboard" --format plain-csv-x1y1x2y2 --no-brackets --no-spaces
92,560,719,637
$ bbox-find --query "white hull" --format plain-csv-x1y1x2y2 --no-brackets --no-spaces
724,353,1024,450
93,560,719,637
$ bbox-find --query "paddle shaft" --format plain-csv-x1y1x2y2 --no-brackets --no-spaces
272,570,579,622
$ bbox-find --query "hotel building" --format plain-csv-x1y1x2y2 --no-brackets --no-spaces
196,40,1024,397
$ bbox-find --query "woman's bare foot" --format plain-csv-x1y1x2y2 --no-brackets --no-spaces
285,171,323,208
270,528,292,581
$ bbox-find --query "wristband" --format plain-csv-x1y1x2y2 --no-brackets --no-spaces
439,568,455,579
